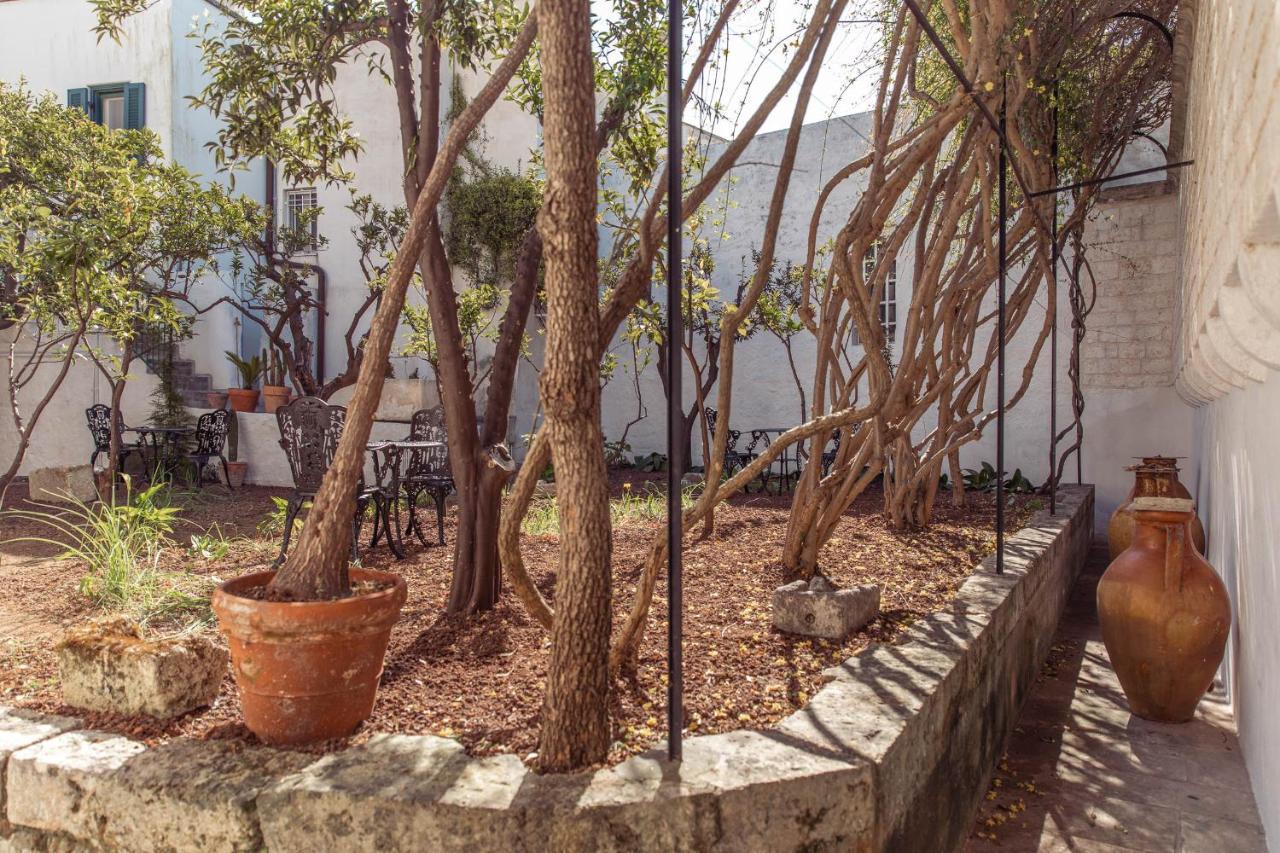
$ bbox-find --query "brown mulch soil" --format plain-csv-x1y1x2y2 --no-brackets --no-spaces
0,473,1038,766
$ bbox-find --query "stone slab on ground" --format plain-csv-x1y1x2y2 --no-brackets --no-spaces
26,466,96,504
7,732,310,852
55,618,227,719
772,576,880,639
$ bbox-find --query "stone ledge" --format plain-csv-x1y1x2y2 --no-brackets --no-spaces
1,486,1093,852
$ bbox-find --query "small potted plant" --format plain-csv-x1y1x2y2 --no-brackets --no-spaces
222,410,247,488
261,349,290,415
224,351,264,413
207,389,229,410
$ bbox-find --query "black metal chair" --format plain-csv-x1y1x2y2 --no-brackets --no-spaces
178,410,232,489
272,396,395,568
85,404,141,474
704,407,754,481
399,407,454,546
821,428,842,477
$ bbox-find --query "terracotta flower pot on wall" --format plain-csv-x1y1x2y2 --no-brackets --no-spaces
211,568,407,745
221,461,248,489
1108,456,1206,559
1097,494,1230,723
261,385,290,415
207,390,229,410
226,388,260,413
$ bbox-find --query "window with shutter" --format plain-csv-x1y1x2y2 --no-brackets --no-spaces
123,83,145,130
67,84,145,130
67,88,90,117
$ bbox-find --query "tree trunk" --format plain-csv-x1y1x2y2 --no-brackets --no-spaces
266,17,538,602
535,0,611,772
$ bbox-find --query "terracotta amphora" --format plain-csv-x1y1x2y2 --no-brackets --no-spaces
1108,456,1205,559
1097,495,1230,723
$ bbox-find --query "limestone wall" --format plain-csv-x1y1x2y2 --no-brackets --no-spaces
1074,188,1194,528
0,486,1093,852
1170,0,1280,841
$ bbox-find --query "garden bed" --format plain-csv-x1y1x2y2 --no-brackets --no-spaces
0,474,1039,764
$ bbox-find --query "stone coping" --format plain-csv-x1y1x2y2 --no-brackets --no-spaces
0,486,1093,852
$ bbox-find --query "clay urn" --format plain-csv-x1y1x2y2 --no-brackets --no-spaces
1097,487,1230,723
1108,456,1205,559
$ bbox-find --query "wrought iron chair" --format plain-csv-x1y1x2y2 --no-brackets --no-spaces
272,396,395,568
821,428,842,477
85,404,142,475
704,407,754,483
399,407,454,546
179,409,232,489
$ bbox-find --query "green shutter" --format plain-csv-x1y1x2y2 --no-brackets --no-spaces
124,82,145,129
67,88,90,115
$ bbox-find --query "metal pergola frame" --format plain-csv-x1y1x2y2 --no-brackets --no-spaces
662,0,1186,762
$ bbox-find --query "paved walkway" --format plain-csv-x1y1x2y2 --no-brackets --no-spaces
965,544,1269,853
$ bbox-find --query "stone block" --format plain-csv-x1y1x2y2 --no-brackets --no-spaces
7,731,146,840
0,709,80,834
7,734,307,851
772,576,880,640
55,617,226,719
26,466,96,504
258,734,529,853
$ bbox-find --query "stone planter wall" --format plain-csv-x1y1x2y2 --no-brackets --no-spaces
0,486,1092,853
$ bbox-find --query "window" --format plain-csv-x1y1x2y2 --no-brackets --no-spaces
851,241,898,344
285,188,320,252
67,83,145,130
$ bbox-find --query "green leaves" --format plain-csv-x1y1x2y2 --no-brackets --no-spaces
0,82,251,375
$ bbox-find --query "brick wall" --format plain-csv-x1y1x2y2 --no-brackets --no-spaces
1079,186,1179,390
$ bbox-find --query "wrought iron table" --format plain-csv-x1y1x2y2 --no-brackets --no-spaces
367,439,447,554
127,425,195,482
747,427,806,494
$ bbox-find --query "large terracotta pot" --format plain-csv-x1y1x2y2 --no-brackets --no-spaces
1108,457,1205,559
261,385,290,415
226,388,260,413
1097,496,1230,723
212,568,407,745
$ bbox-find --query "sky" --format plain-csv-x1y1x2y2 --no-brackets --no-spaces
685,0,887,138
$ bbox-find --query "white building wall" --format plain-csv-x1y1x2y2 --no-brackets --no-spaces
1172,0,1280,841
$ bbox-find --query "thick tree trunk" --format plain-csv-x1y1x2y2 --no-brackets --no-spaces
535,0,611,772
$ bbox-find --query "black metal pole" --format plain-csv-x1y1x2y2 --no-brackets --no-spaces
996,84,1007,575
1028,160,1193,197
1049,87,1058,516
665,0,684,764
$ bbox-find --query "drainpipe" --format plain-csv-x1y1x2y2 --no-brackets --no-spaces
264,159,328,389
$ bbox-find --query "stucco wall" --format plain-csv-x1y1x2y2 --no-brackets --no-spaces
1173,0,1280,842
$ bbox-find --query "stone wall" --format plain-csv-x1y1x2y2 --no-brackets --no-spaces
0,487,1093,853
1080,185,1179,390
1170,0,1280,840
1074,188,1194,529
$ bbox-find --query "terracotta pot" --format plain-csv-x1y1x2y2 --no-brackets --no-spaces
1097,496,1230,722
212,568,407,745
221,461,248,489
1108,457,1205,559
227,388,260,413
261,385,290,415
207,390,229,410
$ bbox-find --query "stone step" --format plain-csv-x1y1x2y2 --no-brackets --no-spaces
181,374,212,392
